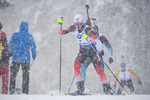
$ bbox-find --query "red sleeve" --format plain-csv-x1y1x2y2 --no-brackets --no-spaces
85,27,96,41
58,25,75,35
58,29,70,35
0,31,6,39
89,32,96,40
88,29,96,41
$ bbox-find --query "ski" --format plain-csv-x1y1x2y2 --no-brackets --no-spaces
106,89,115,95
65,93,91,96
15,88,22,95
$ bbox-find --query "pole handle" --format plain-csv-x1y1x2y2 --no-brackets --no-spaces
85,4,90,20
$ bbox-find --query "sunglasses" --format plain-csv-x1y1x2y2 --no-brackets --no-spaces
74,22,82,26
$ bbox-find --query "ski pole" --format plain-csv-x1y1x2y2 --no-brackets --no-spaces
68,75,75,93
91,18,96,26
59,24,62,95
82,34,129,95
28,51,39,73
108,65,111,83
58,17,63,94
85,4,90,20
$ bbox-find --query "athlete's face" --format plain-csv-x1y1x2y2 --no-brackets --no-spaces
74,22,83,30
121,67,126,72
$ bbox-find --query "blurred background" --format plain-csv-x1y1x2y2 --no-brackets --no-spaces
0,0,150,94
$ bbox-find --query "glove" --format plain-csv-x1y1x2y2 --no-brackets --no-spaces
138,80,142,85
58,17,63,25
109,57,113,63
82,33,88,39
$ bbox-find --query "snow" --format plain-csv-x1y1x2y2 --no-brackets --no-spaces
0,95,150,100
0,0,150,96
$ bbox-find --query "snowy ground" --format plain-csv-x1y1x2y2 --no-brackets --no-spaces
0,95,150,100
0,0,150,95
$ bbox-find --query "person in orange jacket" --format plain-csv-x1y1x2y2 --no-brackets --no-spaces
114,63,142,95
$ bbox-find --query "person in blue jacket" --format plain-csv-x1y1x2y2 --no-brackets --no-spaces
8,21,36,94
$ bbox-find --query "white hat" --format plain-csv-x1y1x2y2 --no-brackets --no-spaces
74,14,83,23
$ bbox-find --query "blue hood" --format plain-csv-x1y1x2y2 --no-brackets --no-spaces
19,21,29,32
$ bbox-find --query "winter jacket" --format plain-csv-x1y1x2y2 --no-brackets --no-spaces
0,30,9,65
8,21,36,62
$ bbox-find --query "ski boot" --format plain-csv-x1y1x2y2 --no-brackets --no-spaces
103,83,115,95
10,89,15,94
73,81,85,95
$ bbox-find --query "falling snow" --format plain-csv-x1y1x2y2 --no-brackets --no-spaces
0,0,150,99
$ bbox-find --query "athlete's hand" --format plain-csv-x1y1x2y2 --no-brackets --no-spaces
109,57,113,64
58,17,63,25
